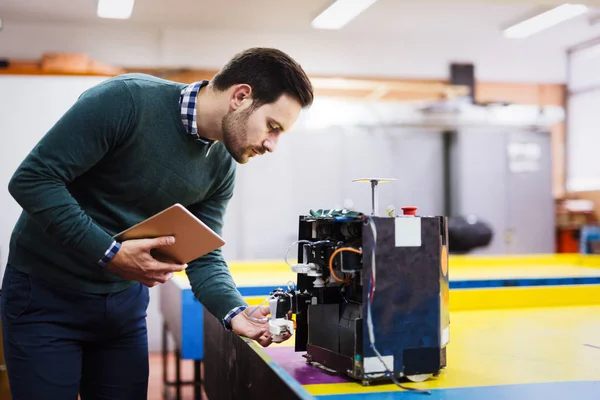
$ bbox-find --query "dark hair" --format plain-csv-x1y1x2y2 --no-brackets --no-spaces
212,47,313,109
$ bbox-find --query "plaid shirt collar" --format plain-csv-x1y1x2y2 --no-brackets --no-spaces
180,80,217,151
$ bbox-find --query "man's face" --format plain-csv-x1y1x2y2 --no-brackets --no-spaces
221,94,302,164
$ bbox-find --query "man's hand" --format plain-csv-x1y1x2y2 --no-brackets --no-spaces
105,236,187,287
230,306,292,347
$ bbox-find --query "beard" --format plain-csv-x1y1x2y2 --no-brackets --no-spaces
221,107,253,164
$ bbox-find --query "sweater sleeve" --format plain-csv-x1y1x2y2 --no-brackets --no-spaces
8,78,135,265
184,160,248,322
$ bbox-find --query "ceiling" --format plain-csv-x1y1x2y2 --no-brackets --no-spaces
2,0,600,33
2,0,600,57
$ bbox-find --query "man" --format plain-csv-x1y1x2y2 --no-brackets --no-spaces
1,47,313,399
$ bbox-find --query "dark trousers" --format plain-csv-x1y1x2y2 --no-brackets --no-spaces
0,264,150,399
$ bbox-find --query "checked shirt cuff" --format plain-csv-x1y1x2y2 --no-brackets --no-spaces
223,306,247,331
98,240,121,267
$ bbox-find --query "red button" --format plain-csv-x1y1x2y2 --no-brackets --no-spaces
401,206,418,216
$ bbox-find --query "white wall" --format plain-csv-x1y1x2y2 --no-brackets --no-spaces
566,40,600,192
0,22,162,67
1,20,598,83
0,75,108,270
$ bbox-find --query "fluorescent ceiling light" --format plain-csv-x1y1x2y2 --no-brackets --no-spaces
503,3,588,39
312,0,380,30
97,0,135,20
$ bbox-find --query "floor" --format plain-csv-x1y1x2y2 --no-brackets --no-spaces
149,352,206,400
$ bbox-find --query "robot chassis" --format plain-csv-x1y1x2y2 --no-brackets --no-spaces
264,179,450,391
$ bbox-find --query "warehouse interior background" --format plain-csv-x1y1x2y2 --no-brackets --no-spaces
1,0,600,373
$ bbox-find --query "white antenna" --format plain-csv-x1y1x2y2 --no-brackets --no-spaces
352,178,396,216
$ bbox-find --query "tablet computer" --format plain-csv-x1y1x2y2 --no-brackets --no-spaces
113,203,226,264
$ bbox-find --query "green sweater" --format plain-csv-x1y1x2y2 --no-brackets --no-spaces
7,73,247,321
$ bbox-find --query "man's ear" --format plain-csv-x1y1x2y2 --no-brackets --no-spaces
230,84,252,111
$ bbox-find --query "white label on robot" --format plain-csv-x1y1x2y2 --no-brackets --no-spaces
442,327,449,346
364,355,394,374
394,217,422,247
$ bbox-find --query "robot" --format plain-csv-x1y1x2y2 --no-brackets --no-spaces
266,178,450,392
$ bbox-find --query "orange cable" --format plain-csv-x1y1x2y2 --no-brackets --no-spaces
328,247,362,283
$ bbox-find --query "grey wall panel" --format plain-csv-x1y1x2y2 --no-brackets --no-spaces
220,172,243,261
339,127,397,216
221,126,446,261
338,128,445,217
232,134,298,261
505,130,555,254
451,128,508,255
449,127,554,255
389,129,445,217
289,127,347,225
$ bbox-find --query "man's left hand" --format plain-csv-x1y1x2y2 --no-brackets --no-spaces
230,306,291,347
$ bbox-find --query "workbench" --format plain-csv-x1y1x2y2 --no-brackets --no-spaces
159,254,600,399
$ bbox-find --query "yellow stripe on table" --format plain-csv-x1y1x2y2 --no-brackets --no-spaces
244,284,600,311
225,255,600,287
174,254,600,288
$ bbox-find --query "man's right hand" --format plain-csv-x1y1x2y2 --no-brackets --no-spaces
105,236,187,287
